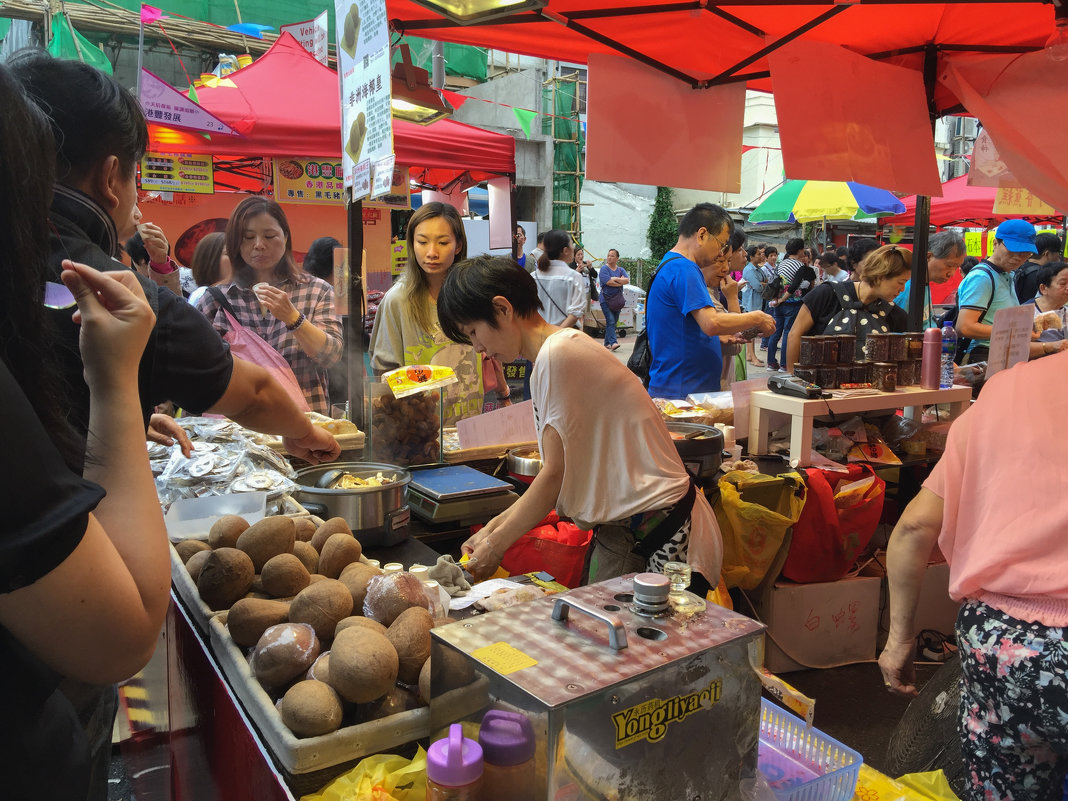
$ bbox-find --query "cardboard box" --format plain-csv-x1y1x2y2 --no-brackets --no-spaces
748,575,881,673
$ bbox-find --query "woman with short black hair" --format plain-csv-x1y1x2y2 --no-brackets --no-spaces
438,256,723,591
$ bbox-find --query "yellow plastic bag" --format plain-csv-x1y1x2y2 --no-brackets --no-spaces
852,765,960,801
896,770,961,801
300,747,427,801
854,764,926,801
714,471,805,590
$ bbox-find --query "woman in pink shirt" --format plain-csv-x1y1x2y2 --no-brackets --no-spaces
879,352,1068,801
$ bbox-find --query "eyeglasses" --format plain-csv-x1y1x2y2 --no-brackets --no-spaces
704,228,731,256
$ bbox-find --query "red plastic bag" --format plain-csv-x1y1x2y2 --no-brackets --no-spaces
497,512,593,589
781,464,885,583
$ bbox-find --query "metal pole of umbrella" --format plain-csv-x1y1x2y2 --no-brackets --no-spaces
346,192,365,431
908,45,938,332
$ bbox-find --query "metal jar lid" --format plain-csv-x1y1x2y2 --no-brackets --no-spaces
632,572,671,615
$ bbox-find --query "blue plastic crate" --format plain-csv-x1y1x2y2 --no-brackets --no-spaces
758,699,863,801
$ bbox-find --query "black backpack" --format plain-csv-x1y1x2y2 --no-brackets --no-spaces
760,271,784,302
936,264,996,364
627,254,683,387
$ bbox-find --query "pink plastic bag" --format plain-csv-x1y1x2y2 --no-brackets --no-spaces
217,308,310,412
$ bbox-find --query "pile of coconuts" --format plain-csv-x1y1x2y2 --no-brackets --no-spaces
175,515,473,738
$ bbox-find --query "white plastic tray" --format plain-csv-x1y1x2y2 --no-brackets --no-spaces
207,615,429,774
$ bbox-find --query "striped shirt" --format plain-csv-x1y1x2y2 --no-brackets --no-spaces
196,275,343,414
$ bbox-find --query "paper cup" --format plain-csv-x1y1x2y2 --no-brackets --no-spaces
252,282,270,315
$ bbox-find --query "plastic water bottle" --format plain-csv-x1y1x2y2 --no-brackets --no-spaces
940,321,956,389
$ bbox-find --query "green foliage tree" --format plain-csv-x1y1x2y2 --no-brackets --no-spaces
647,187,678,266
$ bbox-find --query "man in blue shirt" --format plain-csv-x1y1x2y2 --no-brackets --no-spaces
893,231,966,329
646,203,774,398
956,219,1036,363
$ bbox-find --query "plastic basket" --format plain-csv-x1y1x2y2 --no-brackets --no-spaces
758,698,863,801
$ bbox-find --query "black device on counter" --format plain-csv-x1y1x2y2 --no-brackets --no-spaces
767,373,828,399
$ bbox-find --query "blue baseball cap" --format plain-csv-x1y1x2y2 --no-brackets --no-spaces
995,219,1038,254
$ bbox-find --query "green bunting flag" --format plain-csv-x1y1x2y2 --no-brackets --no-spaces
512,107,537,139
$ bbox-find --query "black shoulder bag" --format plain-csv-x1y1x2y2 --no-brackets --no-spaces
627,254,684,387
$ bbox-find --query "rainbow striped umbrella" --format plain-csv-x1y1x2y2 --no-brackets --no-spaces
748,180,906,224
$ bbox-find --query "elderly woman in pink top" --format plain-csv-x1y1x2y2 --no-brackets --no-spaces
878,351,1068,801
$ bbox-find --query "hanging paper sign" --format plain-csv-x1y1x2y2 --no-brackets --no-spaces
273,158,344,205
992,187,1057,216
139,152,214,194
964,231,983,257
352,159,371,200
371,154,396,199
391,242,407,276
367,163,412,209
139,69,237,135
280,11,328,65
335,0,393,189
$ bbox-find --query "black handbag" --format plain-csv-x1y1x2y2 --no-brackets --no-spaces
626,253,683,387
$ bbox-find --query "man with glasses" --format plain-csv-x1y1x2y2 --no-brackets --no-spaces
646,203,774,398
893,231,967,329
956,219,1037,364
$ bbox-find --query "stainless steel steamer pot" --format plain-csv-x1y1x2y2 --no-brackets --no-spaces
293,462,411,546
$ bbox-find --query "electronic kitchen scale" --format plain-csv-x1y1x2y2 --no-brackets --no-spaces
408,464,518,525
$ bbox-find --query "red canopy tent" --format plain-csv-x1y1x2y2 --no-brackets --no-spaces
148,33,515,189
881,174,1065,229
387,0,1068,330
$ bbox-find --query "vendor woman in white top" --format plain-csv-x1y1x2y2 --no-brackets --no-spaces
438,256,723,594
369,202,506,426
531,229,588,329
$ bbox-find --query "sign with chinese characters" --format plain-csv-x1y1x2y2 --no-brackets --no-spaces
280,11,328,65
139,152,214,194
993,186,1057,216
139,69,237,135
352,159,371,201
273,158,344,205
335,0,393,190
987,303,1036,380
391,241,407,276
964,231,983,257
366,162,411,210
371,154,395,199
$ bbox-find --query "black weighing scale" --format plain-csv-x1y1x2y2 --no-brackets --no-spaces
408,465,519,526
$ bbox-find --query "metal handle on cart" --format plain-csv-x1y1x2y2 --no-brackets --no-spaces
551,597,628,651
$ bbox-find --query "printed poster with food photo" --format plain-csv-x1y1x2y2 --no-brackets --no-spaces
272,158,345,205
334,0,393,197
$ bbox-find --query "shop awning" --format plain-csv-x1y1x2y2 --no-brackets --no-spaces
387,1,1067,202
882,175,1065,229
147,33,515,188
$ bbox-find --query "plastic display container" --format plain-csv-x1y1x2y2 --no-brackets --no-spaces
758,699,862,801
165,491,267,542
